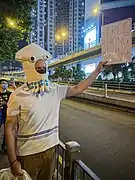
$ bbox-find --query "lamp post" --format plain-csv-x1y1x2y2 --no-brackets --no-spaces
62,32,66,56
93,7,104,26
93,6,105,44
56,31,67,57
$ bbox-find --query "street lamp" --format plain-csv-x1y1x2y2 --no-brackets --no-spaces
93,7,104,26
56,35,60,41
62,32,66,56
55,31,68,57
93,8,99,15
62,32,66,37
6,18,17,29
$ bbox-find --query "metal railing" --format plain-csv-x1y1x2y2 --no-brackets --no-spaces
91,81,135,91
55,80,135,92
55,142,66,180
72,160,100,180
55,141,101,180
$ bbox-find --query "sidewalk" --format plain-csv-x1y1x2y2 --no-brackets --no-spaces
0,126,8,170
86,88,135,102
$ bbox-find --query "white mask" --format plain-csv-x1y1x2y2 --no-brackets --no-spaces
16,43,52,96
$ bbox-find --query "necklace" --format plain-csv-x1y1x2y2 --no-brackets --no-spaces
27,79,49,96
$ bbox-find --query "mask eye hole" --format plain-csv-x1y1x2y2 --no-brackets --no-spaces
30,56,36,63
46,55,49,59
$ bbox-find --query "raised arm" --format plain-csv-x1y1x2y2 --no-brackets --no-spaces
66,61,107,97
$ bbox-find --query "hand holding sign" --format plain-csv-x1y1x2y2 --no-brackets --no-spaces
96,60,108,73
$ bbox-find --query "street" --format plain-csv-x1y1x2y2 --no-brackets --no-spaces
60,99,135,180
0,99,135,180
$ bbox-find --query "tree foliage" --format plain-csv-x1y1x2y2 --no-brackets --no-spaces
103,56,135,82
0,0,36,61
49,64,85,82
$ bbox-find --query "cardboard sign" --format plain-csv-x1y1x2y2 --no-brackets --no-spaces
101,18,132,64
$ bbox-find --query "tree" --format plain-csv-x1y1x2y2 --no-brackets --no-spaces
49,65,85,82
50,65,72,81
0,0,36,61
103,64,122,81
72,65,85,82
129,56,135,78
102,56,135,82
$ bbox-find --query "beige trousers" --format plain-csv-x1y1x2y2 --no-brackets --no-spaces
17,147,56,180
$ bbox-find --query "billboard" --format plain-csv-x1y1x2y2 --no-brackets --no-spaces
85,63,96,74
101,18,132,64
84,27,97,49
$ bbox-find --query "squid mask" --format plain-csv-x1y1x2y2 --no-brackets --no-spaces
15,43,52,96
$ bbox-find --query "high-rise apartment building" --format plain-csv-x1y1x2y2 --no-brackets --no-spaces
30,0,55,57
46,0,55,56
55,0,69,57
69,0,85,53
30,0,85,58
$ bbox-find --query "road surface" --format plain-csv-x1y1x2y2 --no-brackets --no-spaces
60,99,135,180
1,99,135,180
86,88,135,102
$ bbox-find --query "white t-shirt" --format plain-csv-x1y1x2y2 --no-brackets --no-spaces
7,83,68,156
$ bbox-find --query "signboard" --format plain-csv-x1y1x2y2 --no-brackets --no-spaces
84,27,97,49
101,18,132,64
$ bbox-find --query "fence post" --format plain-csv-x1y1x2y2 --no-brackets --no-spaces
64,141,80,180
104,83,108,98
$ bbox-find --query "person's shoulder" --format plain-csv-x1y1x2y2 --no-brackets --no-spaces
50,82,68,92
50,82,57,88
51,82,64,87
49,82,63,90
10,84,26,96
53,82,68,88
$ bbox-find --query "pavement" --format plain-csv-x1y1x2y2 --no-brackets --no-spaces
1,99,135,180
59,99,135,180
86,88,135,102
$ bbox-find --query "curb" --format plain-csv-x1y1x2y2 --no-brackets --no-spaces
75,93,135,111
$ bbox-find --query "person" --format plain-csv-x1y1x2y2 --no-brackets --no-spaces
0,79,16,152
5,43,107,180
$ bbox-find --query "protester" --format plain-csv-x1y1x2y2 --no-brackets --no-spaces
5,43,107,180
0,79,16,152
